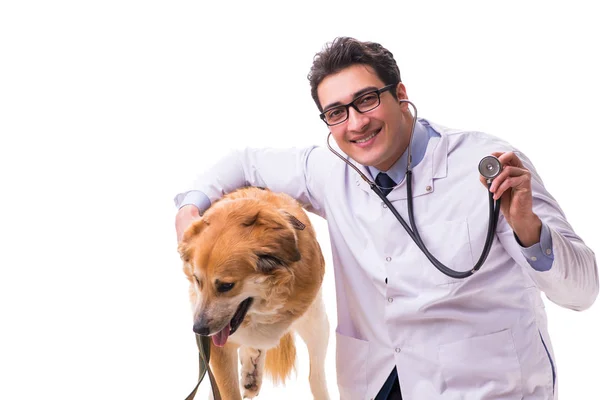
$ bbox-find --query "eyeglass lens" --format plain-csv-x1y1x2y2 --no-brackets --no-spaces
324,91,381,125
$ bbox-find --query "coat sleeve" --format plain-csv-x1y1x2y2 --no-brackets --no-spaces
173,146,335,218
497,149,599,311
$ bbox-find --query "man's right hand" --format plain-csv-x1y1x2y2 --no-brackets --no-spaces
176,204,201,242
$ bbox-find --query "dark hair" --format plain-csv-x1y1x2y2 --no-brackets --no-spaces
308,37,401,111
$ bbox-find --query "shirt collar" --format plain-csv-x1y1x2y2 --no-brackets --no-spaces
367,119,436,184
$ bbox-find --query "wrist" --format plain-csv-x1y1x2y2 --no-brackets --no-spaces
513,214,542,247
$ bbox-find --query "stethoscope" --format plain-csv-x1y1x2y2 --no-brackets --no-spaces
326,100,502,279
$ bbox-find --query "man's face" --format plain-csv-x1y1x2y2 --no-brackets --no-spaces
317,64,412,171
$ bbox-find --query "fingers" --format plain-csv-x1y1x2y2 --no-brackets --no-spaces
176,205,201,242
489,164,528,190
479,152,529,199
494,151,524,168
479,174,490,188
492,173,530,200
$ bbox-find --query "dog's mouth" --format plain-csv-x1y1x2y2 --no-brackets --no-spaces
212,297,254,347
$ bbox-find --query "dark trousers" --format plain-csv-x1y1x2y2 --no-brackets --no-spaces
375,367,402,400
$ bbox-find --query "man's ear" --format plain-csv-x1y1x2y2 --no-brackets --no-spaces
396,82,408,100
396,82,410,112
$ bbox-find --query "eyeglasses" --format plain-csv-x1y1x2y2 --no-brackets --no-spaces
319,83,397,126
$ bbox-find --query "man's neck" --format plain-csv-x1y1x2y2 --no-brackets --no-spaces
367,119,436,184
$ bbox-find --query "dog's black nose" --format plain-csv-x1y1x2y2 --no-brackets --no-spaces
193,323,210,336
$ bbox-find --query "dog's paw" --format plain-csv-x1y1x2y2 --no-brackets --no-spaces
241,371,260,398
240,347,264,399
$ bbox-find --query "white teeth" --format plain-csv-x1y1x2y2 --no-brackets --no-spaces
355,131,378,143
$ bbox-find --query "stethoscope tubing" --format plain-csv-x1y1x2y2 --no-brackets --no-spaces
326,99,501,279
405,171,501,278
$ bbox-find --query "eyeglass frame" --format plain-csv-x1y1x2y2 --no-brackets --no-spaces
319,83,398,126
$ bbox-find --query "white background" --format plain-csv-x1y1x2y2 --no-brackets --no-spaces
1,1,599,399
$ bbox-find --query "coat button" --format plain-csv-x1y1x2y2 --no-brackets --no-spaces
388,297,394,303
386,257,392,262
426,185,432,192
395,348,401,353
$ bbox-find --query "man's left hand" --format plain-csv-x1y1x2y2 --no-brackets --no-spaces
479,151,542,247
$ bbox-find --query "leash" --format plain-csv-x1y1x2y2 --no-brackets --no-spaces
185,334,222,400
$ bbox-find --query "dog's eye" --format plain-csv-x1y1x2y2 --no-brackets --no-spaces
217,282,235,293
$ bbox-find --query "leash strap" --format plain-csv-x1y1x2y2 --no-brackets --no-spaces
185,334,222,400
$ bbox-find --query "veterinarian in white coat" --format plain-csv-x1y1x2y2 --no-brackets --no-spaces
175,37,598,399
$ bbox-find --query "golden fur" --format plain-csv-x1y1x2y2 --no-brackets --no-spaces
178,187,330,399
264,332,296,385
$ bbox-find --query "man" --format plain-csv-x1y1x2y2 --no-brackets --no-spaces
175,37,598,399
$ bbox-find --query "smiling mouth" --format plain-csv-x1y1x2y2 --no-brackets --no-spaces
350,129,380,143
211,297,254,347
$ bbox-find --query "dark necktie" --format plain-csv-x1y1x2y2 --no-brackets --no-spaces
375,172,396,197
374,171,403,400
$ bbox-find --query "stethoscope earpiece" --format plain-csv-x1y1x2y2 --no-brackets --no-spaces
478,155,502,182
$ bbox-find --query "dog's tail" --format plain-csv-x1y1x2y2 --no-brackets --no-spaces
264,332,296,385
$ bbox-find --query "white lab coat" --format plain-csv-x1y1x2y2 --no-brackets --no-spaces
181,119,598,399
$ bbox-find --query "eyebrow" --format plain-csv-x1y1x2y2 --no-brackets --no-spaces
322,86,380,111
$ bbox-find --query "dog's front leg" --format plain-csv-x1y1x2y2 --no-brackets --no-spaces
239,346,265,398
210,342,242,400
294,294,330,400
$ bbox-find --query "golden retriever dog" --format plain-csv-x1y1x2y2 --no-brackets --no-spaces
178,187,330,399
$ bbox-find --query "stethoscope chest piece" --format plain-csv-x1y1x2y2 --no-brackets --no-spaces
479,155,502,181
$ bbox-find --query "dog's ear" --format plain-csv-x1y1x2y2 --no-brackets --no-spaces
255,254,287,273
246,209,302,272
282,211,306,230
178,218,206,264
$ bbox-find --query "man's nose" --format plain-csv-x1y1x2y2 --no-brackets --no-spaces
346,107,369,132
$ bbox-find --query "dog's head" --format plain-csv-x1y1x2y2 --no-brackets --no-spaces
178,198,303,347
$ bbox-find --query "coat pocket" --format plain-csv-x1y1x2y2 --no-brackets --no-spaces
438,329,523,399
336,331,369,399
